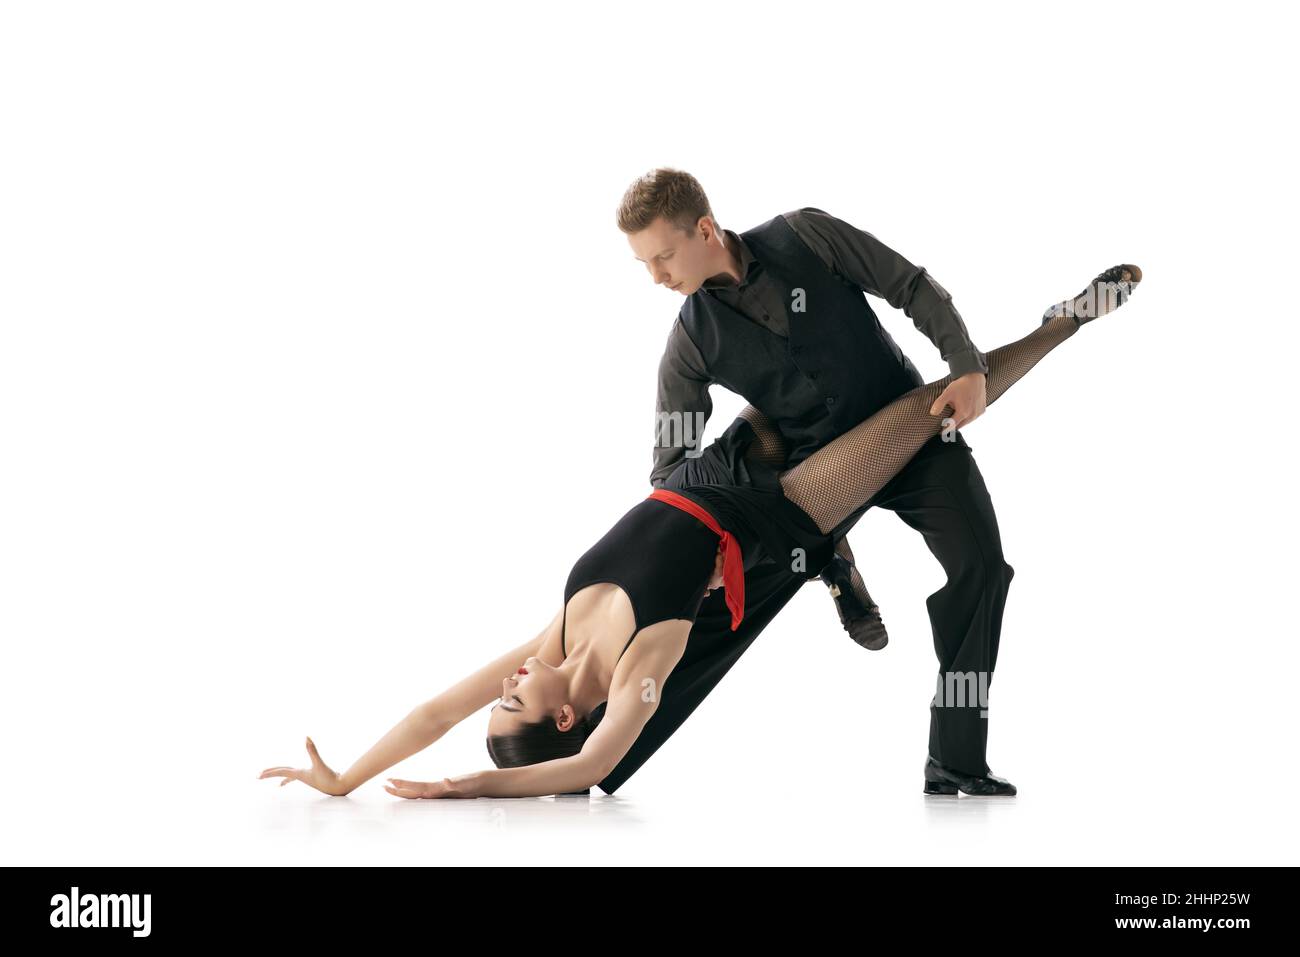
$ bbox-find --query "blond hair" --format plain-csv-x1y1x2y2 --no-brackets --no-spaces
616,167,717,236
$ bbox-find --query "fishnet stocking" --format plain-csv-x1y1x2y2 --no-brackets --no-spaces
739,404,873,602
737,404,787,468
779,312,1082,533
832,536,874,608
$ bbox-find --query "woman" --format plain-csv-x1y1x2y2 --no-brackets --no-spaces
259,265,1142,799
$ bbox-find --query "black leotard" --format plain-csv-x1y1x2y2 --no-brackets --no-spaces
562,497,719,660
560,417,837,661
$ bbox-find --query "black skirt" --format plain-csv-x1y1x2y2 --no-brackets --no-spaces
661,416,836,584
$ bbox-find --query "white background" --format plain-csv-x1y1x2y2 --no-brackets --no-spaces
2,0,1296,866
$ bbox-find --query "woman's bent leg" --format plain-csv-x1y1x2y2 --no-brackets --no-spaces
833,536,875,609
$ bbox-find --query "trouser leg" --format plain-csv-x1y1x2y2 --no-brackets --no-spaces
830,433,1014,777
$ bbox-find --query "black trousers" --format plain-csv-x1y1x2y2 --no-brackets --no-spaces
597,431,1012,793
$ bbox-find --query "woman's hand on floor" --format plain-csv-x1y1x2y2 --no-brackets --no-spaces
259,737,348,796
384,777,475,799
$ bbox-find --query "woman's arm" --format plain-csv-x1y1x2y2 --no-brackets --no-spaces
392,623,688,799
418,608,562,731
335,612,560,794
450,752,606,798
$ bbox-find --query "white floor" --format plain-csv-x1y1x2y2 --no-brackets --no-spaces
6,554,1296,867
7,747,1292,867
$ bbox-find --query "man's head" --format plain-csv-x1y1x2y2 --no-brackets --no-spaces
618,167,735,296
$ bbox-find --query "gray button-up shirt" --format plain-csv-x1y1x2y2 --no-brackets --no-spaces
651,207,988,487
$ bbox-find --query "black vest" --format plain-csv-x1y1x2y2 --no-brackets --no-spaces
680,212,929,466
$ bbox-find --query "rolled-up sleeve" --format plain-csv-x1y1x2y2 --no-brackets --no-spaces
787,207,989,378
651,317,713,488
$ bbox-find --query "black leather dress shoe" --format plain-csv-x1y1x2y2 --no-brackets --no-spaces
923,755,1017,796
820,554,889,651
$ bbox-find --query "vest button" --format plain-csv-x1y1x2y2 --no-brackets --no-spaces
809,371,819,380
826,396,837,406
790,346,802,356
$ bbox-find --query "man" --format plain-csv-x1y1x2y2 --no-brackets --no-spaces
647,200,990,653
597,168,1015,797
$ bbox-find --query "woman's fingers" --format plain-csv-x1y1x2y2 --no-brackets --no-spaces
386,778,436,799
259,768,302,785
384,782,425,799
264,737,324,782
382,778,470,799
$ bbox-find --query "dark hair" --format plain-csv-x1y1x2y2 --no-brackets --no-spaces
616,167,716,236
486,701,608,769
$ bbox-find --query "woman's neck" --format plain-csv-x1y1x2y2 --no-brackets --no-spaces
556,639,618,717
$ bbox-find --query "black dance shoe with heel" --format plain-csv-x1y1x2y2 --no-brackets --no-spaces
820,553,889,651
1041,263,1143,327
923,754,1017,796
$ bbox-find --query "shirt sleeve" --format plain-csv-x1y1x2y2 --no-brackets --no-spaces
785,207,989,378
651,316,714,488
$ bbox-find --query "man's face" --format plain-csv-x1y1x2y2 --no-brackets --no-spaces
627,215,716,296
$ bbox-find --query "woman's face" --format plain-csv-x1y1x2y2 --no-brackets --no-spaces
486,656,573,735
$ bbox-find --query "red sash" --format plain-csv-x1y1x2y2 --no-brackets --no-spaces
647,488,745,631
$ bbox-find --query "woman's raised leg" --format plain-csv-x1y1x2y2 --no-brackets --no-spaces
779,266,1142,534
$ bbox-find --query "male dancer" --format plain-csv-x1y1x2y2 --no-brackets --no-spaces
598,168,1013,796
649,197,990,652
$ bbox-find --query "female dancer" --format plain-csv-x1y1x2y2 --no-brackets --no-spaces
259,265,1141,799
